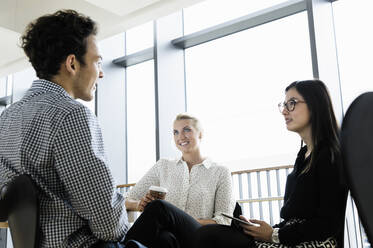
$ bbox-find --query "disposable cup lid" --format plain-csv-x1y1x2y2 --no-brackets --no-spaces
149,186,168,193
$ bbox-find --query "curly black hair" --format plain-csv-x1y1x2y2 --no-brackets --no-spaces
21,10,98,80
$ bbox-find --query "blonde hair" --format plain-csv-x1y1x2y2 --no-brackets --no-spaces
174,113,203,133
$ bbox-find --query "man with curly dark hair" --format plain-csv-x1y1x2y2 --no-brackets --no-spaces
0,9,125,248
0,9,205,248
21,10,99,82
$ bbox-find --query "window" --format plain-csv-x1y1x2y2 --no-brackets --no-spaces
333,1,373,246
126,60,156,182
185,12,312,172
183,0,289,35
0,77,7,114
333,0,373,112
6,75,13,96
126,21,154,54
0,77,6,97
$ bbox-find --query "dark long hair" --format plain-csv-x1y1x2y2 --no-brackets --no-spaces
21,10,97,81
285,80,340,173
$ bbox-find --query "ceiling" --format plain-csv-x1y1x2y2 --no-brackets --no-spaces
0,0,203,78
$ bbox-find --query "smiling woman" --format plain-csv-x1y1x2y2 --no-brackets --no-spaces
173,113,203,160
125,113,235,227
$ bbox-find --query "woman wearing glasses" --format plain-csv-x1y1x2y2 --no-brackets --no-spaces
194,80,348,248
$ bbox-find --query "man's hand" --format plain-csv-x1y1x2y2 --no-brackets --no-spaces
239,216,273,242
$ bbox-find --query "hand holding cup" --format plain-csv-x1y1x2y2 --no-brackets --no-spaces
149,186,168,200
138,186,168,211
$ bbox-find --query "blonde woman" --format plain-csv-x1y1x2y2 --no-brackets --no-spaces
125,113,235,226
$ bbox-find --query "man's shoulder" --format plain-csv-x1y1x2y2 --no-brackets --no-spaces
41,91,85,112
23,89,88,117
2,89,90,130
19,80,87,114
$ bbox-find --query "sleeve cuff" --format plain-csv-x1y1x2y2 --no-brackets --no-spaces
272,228,280,243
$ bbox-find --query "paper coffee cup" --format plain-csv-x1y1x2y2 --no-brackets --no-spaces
149,186,168,200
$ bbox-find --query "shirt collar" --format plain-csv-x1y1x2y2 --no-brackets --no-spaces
177,157,212,169
28,79,72,99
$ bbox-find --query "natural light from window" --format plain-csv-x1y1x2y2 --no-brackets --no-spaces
126,60,156,183
185,12,313,172
333,0,373,113
183,0,290,35
126,21,154,55
0,77,6,97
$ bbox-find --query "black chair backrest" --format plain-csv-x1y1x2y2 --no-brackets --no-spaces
341,92,373,247
0,175,38,248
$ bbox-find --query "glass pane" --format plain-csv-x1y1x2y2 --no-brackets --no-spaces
126,60,156,183
333,0,373,112
6,75,13,96
126,21,154,54
0,77,6,114
185,12,312,172
0,77,6,97
183,0,289,35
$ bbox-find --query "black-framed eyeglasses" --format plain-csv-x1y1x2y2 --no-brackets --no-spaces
278,99,305,113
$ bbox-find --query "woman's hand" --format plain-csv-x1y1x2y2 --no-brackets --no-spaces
239,216,273,242
196,218,217,225
138,192,155,211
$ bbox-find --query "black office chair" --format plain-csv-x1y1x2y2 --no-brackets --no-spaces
0,175,39,248
341,92,373,247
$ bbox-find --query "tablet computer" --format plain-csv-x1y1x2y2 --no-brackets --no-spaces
221,213,256,226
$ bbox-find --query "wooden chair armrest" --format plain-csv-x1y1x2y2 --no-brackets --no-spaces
0,222,8,228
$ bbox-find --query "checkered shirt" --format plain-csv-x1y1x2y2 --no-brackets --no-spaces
0,80,129,247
